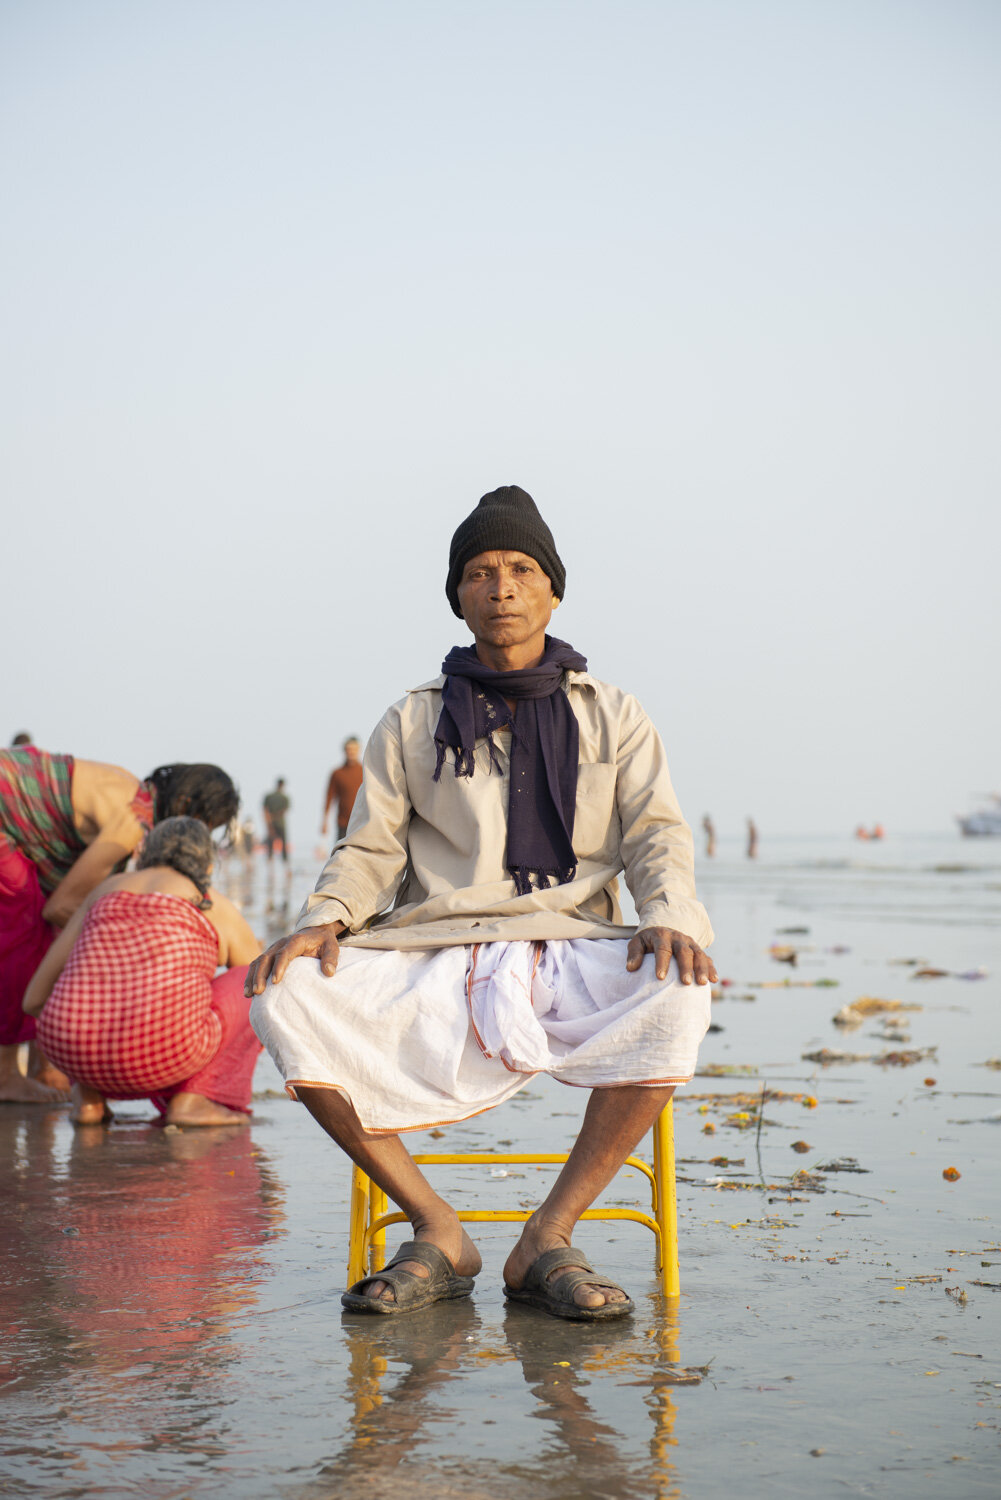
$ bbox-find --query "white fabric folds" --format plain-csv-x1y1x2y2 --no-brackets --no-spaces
251,938,711,1134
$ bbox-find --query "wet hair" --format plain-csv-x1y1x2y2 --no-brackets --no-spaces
146,763,239,830
137,816,214,908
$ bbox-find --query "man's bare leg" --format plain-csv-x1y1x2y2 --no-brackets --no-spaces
503,1084,675,1310
0,1042,70,1103
297,1085,481,1302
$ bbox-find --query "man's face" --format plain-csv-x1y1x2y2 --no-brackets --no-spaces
457,550,555,651
344,740,361,764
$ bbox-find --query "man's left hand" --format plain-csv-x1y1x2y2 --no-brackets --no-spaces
626,927,717,986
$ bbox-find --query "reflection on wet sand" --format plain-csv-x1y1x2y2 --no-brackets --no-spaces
0,1114,284,1486
302,1295,690,1500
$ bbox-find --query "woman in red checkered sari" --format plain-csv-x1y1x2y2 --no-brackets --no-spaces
24,818,262,1126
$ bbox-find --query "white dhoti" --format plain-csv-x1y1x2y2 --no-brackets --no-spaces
250,938,711,1134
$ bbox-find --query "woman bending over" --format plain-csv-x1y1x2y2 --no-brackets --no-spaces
24,818,262,1126
0,749,238,1101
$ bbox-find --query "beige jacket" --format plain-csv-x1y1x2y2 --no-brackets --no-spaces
296,670,713,950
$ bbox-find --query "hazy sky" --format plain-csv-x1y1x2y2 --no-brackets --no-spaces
2,0,998,851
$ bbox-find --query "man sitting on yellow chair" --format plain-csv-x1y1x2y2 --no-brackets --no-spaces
248,486,716,1321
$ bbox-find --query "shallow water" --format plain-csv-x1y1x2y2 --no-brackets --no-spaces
2,835,999,1497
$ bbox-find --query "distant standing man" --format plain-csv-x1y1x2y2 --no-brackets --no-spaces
263,780,290,864
701,814,716,859
746,817,758,859
322,739,364,843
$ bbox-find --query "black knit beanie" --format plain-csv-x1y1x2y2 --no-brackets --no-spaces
446,485,566,618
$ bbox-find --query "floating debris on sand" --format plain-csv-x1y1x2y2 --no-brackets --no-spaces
696,1063,759,1078
751,977,840,990
833,997,921,1029
875,1047,937,1067
802,1047,873,1065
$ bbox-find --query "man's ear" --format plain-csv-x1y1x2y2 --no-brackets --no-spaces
551,595,560,609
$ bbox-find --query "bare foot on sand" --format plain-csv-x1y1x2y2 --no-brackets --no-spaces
503,1211,629,1311
0,1044,70,1104
0,1070,71,1104
165,1092,250,1127
71,1084,114,1126
362,1209,482,1304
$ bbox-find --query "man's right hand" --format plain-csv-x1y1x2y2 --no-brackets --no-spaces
244,924,344,997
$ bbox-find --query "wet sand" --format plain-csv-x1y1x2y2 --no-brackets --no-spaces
2,836,999,1497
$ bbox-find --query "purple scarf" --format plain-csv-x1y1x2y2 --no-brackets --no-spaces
433,637,588,896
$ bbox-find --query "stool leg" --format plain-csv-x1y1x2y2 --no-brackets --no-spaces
653,1101,680,1298
348,1167,371,1287
369,1184,389,1273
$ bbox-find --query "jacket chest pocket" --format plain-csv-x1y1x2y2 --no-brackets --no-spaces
573,763,618,860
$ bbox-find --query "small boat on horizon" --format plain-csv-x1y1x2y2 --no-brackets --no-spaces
956,794,1001,836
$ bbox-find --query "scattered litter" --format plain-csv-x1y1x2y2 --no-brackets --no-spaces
707,1023,725,1033
814,1158,869,1174
702,1123,717,1135
776,926,810,935
945,1287,968,1305
923,1077,937,1087
752,978,840,990
682,1174,826,1196
968,1281,1001,1290
791,1170,826,1192
685,1089,839,1109
790,1141,812,1153
980,1059,1001,1072
909,966,988,981
833,997,921,1029
622,1367,706,1387
802,1047,872,1065
696,1064,759,1078
876,1048,937,1067
942,1167,961,1182
951,1352,983,1359
875,1027,913,1043
708,1156,743,1167
770,944,798,965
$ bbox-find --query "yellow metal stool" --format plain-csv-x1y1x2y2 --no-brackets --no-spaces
346,1098,680,1298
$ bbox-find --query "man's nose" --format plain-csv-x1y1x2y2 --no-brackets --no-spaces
489,571,516,599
